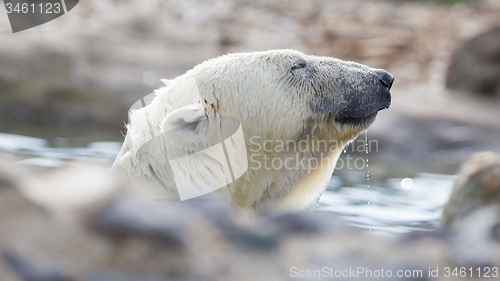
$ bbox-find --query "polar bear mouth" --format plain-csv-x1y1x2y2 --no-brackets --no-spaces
335,112,379,126
334,97,390,127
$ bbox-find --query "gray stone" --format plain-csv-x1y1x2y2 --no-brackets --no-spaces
441,152,500,228
2,250,69,281
2,155,500,280
446,26,500,96
449,206,500,267
92,193,185,250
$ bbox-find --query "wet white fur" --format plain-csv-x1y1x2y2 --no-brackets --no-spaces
112,50,370,215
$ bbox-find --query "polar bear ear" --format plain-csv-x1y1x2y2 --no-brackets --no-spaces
161,104,241,150
160,104,210,149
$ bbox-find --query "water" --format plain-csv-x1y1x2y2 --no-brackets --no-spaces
317,173,455,234
0,132,121,167
0,132,456,234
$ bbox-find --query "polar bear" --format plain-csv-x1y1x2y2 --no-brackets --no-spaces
112,49,392,215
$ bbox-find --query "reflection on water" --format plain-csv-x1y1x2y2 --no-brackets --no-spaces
317,173,455,234
0,132,455,234
0,132,121,166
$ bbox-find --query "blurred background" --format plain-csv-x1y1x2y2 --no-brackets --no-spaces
1,0,500,233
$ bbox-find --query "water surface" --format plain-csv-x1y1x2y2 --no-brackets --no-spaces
0,132,455,234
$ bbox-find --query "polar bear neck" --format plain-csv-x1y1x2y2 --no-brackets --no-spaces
276,148,343,211
232,117,364,214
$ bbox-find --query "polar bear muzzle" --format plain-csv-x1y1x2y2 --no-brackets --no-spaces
294,57,393,128
334,69,393,127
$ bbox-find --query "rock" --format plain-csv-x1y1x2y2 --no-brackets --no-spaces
196,203,281,250
446,26,500,96
348,115,500,169
82,271,168,281
2,250,70,281
16,157,69,169
0,157,48,281
18,164,123,219
0,1,221,129
0,159,192,280
91,192,185,250
261,212,324,235
449,206,500,267
0,155,24,189
3,155,500,280
440,152,500,228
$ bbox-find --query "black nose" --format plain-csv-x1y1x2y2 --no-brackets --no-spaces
379,71,394,90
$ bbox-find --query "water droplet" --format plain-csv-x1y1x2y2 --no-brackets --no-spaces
364,131,368,154
365,131,372,232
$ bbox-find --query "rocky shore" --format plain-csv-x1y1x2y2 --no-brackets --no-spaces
0,152,499,281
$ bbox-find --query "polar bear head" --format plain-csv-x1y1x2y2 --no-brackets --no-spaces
161,49,391,149
114,49,392,214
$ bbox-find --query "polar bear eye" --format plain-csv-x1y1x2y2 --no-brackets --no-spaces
291,60,307,70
